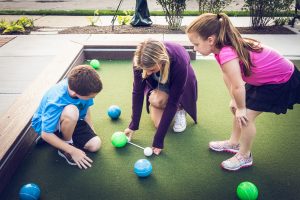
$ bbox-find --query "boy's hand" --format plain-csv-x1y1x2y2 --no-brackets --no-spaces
152,147,162,155
70,147,93,169
124,128,134,142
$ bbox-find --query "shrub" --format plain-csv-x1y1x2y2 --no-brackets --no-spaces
3,24,25,34
87,9,101,26
117,11,132,25
0,17,34,34
15,16,34,28
274,17,290,26
0,19,9,32
156,0,187,30
243,0,294,29
197,0,232,13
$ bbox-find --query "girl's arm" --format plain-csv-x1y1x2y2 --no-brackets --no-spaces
221,58,248,127
223,73,233,98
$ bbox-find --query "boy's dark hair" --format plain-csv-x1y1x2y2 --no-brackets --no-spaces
67,65,102,96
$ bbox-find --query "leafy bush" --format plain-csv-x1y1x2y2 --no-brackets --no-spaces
243,0,294,29
0,19,9,32
274,17,290,26
3,24,25,34
197,0,232,13
15,16,34,28
87,9,101,26
156,0,187,30
0,16,34,34
117,11,132,25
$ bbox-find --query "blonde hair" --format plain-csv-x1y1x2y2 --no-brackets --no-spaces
186,13,262,76
134,39,170,84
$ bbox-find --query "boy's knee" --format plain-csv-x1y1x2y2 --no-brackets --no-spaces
61,105,79,122
84,136,101,152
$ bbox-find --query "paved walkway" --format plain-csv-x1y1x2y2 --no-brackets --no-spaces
0,0,245,11
0,13,300,116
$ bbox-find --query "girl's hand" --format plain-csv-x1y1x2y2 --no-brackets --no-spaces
235,108,248,128
152,147,162,155
229,99,237,115
124,128,134,142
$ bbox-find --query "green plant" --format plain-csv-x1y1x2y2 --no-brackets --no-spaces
15,16,34,28
197,0,232,13
3,23,25,34
156,0,187,30
243,0,294,29
117,11,132,25
274,17,290,26
0,19,9,32
87,9,101,26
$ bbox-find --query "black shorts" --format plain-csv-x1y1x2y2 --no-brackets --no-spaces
246,66,300,114
55,120,97,149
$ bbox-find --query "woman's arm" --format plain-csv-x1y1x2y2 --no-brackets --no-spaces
128,68,146,131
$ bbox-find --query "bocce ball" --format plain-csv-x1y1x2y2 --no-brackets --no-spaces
236,181,258,200
19,183,41,200
107,105,121,120
143,147,153,157
134,159,152,177
111,131,128,148
89,59,100,69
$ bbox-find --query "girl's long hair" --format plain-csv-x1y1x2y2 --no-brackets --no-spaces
186,13,262,76
134,39,170,83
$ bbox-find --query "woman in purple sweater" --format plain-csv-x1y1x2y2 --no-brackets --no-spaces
124,39,198,155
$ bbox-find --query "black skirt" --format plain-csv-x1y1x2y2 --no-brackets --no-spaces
246,66,300,114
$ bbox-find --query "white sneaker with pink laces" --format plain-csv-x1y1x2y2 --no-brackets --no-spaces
209,140,240,154
221,153,253,171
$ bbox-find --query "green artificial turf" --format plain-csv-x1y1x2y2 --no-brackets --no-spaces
1,60,300,200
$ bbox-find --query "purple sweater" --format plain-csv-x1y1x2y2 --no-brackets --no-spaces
129,42,198,148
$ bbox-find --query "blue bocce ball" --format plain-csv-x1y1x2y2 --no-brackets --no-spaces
134,159,152,177
19,183,41,200
107,105,121,119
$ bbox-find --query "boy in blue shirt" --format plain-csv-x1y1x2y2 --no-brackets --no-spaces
32,65,103,169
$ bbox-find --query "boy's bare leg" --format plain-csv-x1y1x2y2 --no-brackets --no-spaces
60,104,79,141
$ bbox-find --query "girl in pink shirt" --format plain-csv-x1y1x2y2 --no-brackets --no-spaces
186,13,300,171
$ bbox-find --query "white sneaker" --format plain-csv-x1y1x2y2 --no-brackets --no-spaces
173,110,186,133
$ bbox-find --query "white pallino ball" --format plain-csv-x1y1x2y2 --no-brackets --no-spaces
144,147,153,157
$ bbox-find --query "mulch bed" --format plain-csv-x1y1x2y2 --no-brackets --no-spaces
0,36,16,47
58,24,296,34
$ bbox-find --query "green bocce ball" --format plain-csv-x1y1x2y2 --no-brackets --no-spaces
111,131,127,148
236,181,258,200
90,59,100,69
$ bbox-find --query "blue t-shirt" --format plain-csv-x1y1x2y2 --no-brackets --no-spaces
31,79,94,135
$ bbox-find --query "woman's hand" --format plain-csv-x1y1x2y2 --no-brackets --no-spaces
124,128,134,141
229,99,237,115
152,147,162,155
235,108,248,128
